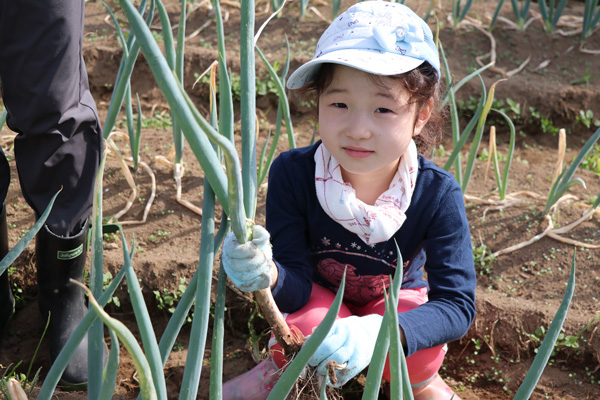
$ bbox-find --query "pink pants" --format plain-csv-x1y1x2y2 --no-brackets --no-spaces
271,283,446,386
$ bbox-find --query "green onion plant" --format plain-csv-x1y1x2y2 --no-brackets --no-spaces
256,41,296,186
451,0,474,28
98,329,120,399
158,0,187,168
439,42,500,193
537,0,570,33
544,126,600,215
510,0,533,30
582,0,600,40
88,148,108,397
332,0,343,18
299,0,310,19
513,251,576,399
363,242,412,399
488,109,516,200
0,190,59,277
76,277,158,400
488,0,507,31
102,1,142,170
271,0,285,16
102,0,155,140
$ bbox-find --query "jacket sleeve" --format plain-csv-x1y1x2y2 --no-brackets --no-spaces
266,153,314,313
397,177,476,356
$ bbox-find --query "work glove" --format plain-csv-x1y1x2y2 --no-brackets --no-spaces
222,225,273,292
308,314,383,387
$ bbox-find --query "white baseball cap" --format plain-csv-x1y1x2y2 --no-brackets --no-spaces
286,1,440,89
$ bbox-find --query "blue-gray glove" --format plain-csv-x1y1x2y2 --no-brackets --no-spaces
221,225,273,292
308,314,383,387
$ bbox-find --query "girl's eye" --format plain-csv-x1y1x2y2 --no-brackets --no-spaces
376,107,393,114
333,103,347,109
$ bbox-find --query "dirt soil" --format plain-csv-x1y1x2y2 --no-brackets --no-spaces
1,0,600,399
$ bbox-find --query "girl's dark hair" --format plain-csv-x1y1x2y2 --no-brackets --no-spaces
300,62,446,156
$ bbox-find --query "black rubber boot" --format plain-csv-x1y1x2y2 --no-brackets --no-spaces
37,220,93,388
0,204,14,351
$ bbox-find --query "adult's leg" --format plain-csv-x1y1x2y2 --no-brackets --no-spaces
0,182,13,351
0,148,11,351
0,0,102,236
0,0,103,386
36,220,95,387
0,206,11,349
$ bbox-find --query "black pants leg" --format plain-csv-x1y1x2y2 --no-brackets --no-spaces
0,0,103,237
0,0,105,383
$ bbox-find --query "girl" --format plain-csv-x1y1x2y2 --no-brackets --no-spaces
221,2,476,399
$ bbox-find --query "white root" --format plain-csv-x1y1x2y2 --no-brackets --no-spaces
485,214,554,260
106,136,137,221
118,160,156,225
105,131,157,225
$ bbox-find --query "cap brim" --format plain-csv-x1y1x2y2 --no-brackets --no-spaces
286,48,425,90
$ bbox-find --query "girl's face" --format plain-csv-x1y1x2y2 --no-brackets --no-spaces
318,65,432,187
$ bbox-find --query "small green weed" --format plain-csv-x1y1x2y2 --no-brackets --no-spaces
478,147,509,163
478,147,489,162
194,71,242,101
570,67,596,87
484,366,511,393
117,110,172,130
6,266,25,308
576,109,600,129
141,112,172,130
195,67,280,103
103,272,121,308
434,144,449,158
247,303,270,362
529,107,560,135
123,29,164,44
473,242,496,275
11,282,24,308
85,29,109,43
524,315,599,357
0,315,47,398
172,341,184,352
103,232,118,242
154,276,192,323
505,98,523,120
0,363,42,399
581,144,600,174
256,61,281,97
149,229,171,243
458,96,524,126
151,30,163,43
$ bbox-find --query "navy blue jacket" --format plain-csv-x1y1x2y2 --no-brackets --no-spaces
266,142,476,357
